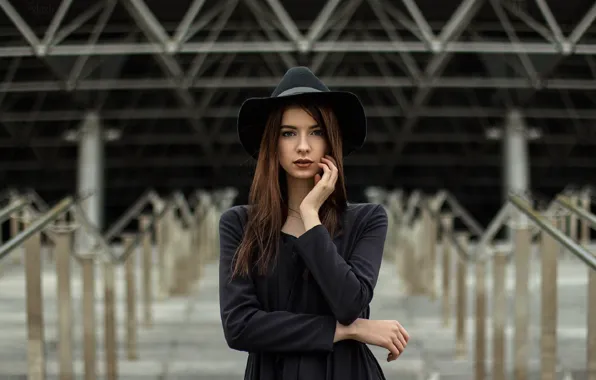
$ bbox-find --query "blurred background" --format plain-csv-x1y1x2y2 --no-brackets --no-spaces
1,0,596,379
1,0,595,226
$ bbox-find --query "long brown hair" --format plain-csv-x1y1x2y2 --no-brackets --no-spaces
232,101,348,278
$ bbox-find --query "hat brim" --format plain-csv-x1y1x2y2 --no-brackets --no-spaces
237,91,367,160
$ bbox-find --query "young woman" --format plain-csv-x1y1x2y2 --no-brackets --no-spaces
218,67,409,380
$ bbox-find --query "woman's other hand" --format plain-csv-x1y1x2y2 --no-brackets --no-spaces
299,155,338,214
350,318,410,362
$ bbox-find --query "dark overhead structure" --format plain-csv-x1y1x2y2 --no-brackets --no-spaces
0,0,595,225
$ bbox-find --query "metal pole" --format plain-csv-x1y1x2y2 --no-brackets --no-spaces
540,217,558,380
455,232,468,359
503,109,530,241
0,197,74,260
77,112,104,253
441,213,453,327
508,195,596,270
492,252,507,380
513,215,531,380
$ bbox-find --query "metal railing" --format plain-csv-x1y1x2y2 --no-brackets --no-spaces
384,185,596,380
0,187,237,380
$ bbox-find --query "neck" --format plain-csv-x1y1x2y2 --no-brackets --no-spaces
286,175,315,212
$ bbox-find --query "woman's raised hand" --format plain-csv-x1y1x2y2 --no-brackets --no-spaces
350,318,410,362
299,155,338,214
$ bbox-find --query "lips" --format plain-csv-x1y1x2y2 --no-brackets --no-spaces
294,159,313,164
293,159,314,169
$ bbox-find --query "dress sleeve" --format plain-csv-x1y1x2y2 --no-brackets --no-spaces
293,205,388,326
218,207,337,353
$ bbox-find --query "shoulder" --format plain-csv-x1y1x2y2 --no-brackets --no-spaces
343,203,388,233
219,205,251,231
345,203,387,221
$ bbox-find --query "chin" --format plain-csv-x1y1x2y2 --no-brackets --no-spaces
285,167,316,180
288,171,316,180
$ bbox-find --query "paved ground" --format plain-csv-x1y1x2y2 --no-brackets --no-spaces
0,243,592,380
406,245,592,380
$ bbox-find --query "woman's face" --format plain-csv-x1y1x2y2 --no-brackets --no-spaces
278,106,328,180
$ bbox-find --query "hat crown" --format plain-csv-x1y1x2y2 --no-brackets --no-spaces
271,66,329,97
237,65,367,160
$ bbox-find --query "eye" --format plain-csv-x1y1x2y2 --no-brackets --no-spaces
312,129,324,136
281,131,295,137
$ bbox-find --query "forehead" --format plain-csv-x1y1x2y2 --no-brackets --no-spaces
280,106,317,127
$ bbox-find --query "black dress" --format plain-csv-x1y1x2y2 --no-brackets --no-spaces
218,203,389,380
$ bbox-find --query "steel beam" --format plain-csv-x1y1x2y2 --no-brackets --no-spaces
0,0,42,53
534,0,566,50
41,0,74,48
67,0,117,89
309,0,362,73
303,0,342,51
510,1,596,107
3,39,595,58
119,0,216,160
568,2,596,46
171,0,207,48
387,0,486,169
243,0,297,69
183,0,237,86
50,2,106,47
0,19,578,36
5,105,596,122
367,0,420,80
400,0,435,46
6,76,596,92
263,0,303,48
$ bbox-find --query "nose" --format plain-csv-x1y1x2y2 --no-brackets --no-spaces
296,133,311,154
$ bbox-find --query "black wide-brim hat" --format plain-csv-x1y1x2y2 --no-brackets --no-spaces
237,66,367,159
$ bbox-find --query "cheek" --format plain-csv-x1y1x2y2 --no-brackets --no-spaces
277,142,291,163
314,139,328,155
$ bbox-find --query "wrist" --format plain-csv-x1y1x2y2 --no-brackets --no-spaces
334,322,354,342
299,207,321,231
299,205,318,217
347,318,363,339
334,320,361,342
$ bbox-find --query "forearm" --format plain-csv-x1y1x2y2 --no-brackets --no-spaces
292,225,376,325
222,307,337,353
295,205,387,325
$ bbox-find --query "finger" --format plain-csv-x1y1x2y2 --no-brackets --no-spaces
322,156,338,174
389,351,401,362
395,332,407,350
322,155,336,167
399,326,410,343
393,324,407,348
314,173,321,185
386,346,400,362
318,162,331,181
393,321,409,343
328,158,339,184
384,340,400,360
321,157,338,184
393,335,405,353
325,155,338,168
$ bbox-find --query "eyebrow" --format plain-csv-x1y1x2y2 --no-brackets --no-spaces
280,124,320,129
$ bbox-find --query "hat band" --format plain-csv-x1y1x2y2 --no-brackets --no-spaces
276,86,322,97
